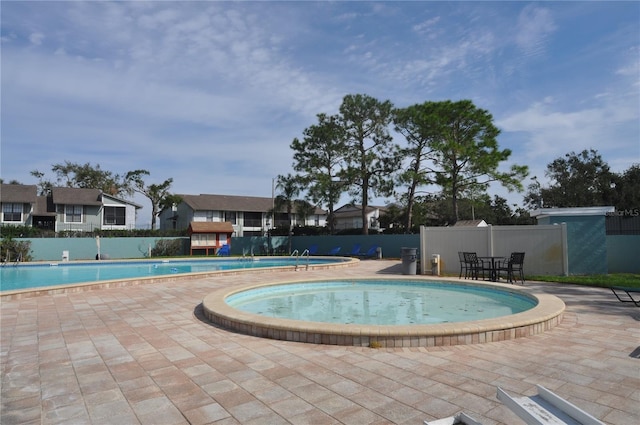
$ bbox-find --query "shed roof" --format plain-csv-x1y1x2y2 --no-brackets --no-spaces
188,221,235,234
0,184,38,203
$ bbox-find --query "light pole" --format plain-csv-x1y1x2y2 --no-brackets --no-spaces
270,177,275,255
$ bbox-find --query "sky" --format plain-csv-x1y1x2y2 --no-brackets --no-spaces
2,1,639,227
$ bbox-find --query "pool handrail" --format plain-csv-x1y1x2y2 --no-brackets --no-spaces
301,249,310,270
290,249,310,271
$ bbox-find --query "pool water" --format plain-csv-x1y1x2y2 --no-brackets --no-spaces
0,258,338,292
226,280,537,325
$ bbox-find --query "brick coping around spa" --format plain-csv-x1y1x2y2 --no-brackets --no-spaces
202,276,565,348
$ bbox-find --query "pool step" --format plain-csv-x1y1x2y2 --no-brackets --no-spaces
496,385,605,425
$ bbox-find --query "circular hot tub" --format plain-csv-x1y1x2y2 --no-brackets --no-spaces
202,277,565,347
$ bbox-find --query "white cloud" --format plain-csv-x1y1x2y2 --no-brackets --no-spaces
515,5,557,58
2,1,638,221
29,32,44,45
497,90,639,173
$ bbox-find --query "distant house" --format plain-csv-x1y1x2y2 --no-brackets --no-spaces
333,204,386,232
0,184,141,232
453,219,488,227
159,193,327,237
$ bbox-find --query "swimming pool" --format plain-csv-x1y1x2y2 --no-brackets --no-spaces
226,280,537,325
0,257,350,293
203,277,565,347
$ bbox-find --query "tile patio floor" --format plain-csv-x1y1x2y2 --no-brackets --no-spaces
1,260,638,424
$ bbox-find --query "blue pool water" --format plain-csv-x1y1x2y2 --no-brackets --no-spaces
0,258,340,292
226,280,537,325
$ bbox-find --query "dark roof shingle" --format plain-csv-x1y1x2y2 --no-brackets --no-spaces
180,194,325,214
0,184,38,203
51,187,102,206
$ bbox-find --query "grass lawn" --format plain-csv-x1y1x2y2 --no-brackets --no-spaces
529,273,640,289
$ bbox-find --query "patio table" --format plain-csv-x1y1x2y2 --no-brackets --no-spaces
479,256,505,282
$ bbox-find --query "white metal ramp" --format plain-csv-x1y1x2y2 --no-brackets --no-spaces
496,385,605,425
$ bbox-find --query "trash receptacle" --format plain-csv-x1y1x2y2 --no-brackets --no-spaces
401,247,417,275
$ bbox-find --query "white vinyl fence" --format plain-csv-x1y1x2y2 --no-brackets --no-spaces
419,224,568,277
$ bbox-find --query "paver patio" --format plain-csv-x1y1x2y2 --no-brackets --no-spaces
1,260,638,424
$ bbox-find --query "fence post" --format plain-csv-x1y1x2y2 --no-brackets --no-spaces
486,224,494,256
419,226,428,275
561,222,569,276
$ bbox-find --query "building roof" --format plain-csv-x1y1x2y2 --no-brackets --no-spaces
102,193,143,209
51,187,103,206
188,221,235,234
334,204,386,218
453,219,488,227
46,187,140,208
179,194,325,214
33,196,56,216
0,184,38,203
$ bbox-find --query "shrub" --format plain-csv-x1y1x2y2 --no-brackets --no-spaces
0,237,33,262
151,239,183,257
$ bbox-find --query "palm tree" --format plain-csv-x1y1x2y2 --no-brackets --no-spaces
275,174,301,253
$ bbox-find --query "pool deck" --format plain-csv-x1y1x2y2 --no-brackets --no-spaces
1,260,638,424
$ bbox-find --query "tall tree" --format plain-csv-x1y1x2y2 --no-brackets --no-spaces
290,113,347,234
421,100,528,222
611,164,640,211
393,104,438,231
125,170,179,230
339,94,400,235
31,161,131,196
524,149,614,208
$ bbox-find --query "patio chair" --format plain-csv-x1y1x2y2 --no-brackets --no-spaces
327,246,341,255
610,286,640,307
463,252,485,280
357,245,379,259
458,251,468,278
306,245,319,255
498,252,525,284
348,243,362,256
216,245,231,256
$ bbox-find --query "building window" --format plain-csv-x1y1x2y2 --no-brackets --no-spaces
370,216,378,229
103,206,126,225
224,211,236,224
2,203,22,222
243,212,262,227
65,205,83,223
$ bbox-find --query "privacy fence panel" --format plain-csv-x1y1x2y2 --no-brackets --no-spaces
419,224,568,276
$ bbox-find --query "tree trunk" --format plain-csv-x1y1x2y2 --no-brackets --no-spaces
406,182,417,231
362,181,369,235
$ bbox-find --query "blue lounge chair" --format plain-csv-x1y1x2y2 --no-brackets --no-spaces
307,245,318,255
327,246,341,255
357,245,379,259
216,245,230,256
348,244,362,256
